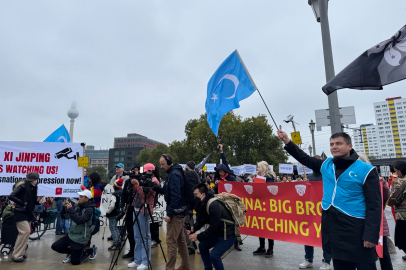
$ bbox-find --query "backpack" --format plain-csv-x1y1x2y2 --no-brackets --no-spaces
90,207,101,235
206,192,247,227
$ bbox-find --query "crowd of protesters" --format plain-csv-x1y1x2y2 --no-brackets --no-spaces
4,133,406,270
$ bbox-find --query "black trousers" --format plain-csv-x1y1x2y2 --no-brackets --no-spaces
51,235,85,265
259,238,274,250
125,206,135,252
379,236,393,270
333,259,377,270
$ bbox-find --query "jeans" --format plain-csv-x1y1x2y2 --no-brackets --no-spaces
56,199,70,234
304,245,331,264
199,235,236,270
259,238,274,250
52,235,85,265
133,211,151,266
333,259,377,270
108,217,120,247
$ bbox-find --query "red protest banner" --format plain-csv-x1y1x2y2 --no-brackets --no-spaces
218,181,323,247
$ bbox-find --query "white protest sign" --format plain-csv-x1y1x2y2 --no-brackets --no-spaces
0,141,82,197
180,164,186,169
231,165,245,175
269,165,274,172
100,184,124,227
205,163,216,172
244,164,257,175
380,166,391,177
279,164,294,174
298,165,313,175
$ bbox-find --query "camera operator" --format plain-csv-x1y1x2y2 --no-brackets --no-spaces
120,163,141,260
154,154,190,270
188,183,237,270
127,163,160,269
51,190,95,265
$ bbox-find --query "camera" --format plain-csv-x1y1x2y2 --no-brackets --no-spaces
123,170,135,176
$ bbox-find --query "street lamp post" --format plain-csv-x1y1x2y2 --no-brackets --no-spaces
308,0,342,135
309,120,317,156
308,145,313,156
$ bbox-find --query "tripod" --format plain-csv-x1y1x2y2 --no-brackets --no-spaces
109,200,167,270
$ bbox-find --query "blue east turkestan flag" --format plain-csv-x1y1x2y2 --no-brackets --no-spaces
205,50,256,136
44,124,71,143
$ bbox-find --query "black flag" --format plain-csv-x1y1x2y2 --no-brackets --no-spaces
323,25,406,95
195,153,211,171
321,152,328,160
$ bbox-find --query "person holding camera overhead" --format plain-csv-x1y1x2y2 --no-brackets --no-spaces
128,163,160,269
213,144,236,194
155,154,190,270
120,163,140,260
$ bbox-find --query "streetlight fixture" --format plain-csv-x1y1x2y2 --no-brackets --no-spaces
309,120,316,156
308,145,313,156
307,0,342,135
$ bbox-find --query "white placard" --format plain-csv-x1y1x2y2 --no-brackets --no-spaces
100,184,124,227
244,164,257,175
298,165,313,175
0,141,82,197
269,165,274,172
180,164,186,169
205,163,216,172
231,165,245,175
380,166,391,177
279,164,294,174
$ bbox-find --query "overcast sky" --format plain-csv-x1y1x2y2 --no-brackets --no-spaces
1,0,405,161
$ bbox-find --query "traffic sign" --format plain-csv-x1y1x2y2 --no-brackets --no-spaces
291,131,302,145
78,157,89,167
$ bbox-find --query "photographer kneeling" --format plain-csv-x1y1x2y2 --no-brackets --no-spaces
128,163,160,269
51,190,95,265
188,183,236,270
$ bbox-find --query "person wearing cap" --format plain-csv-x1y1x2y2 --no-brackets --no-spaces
128,163,160,269
110,162,129,185
106,178,124,251
51,189,95,265
121,163,140,260
9,172,40,263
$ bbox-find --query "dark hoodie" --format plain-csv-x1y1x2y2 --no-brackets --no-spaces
213,153,236,194
284,141,381,263
154,164,186,218
62,199,95,245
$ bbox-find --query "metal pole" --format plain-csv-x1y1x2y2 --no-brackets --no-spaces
311,130,316,156
319,0,341,135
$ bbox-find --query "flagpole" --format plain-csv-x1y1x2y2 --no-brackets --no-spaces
235,50,279,130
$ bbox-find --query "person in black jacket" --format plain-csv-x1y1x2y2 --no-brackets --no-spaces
120,163,141,260
252,161,276,258
213,144,236,194
278,130,381,270
184,161,200,255
9,172,40,263
188,183,236,270
155,154,190,270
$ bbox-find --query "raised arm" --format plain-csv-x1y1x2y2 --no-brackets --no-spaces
277,130,324,173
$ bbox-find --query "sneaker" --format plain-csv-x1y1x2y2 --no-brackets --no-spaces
63,254,72,263
137,265,148,270
403,255,406,261
12,257,25,263
108,245,119,251
107,236,113,241
89,245,98,260
299,259,313,269
253,247,266,255
122,251,134,259
128,262,140,268
265,249,273,258
319,262,331,270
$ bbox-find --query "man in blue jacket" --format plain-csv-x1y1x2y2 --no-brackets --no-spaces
155,154,190,270
278,130,381,270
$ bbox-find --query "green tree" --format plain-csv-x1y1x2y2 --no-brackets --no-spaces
137,143,170,178
87,166,108,182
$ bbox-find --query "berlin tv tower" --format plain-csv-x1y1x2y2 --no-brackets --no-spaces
67,101,79,142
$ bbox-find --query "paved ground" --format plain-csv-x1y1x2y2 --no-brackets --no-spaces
0,207,405,270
